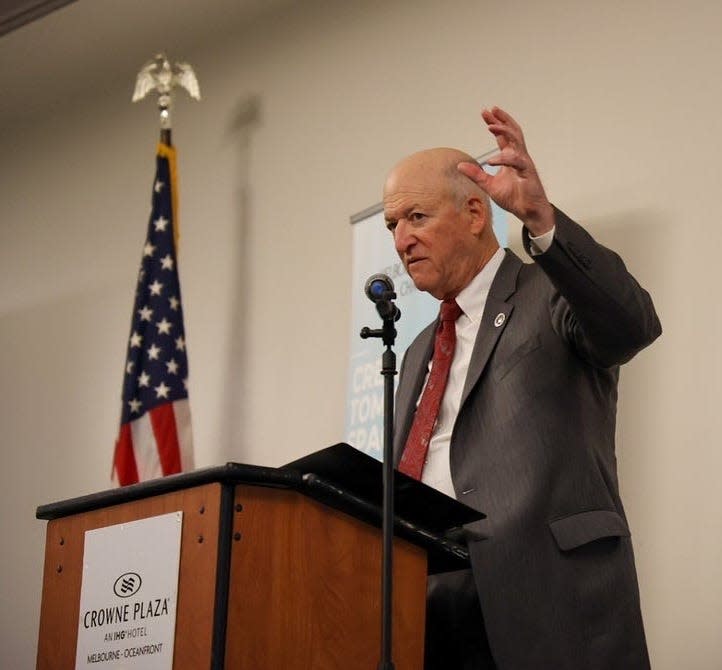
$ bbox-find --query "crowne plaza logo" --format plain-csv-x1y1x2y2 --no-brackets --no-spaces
113,572,142,598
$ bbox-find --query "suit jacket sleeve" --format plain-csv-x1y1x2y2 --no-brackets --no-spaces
523,206,662,368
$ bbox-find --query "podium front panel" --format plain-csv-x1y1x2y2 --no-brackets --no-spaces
224,485,426,669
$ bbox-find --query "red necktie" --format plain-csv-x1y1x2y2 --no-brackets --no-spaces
398,299,462,480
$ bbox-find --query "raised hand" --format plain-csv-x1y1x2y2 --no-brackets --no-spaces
457,107,554,236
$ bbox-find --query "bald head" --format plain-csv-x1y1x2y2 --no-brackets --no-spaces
384,148,490,217
383,147,499,300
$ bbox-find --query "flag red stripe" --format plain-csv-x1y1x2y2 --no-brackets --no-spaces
114,423,139,486
149,403,182,476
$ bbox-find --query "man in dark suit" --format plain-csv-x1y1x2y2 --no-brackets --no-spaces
385,107,661,669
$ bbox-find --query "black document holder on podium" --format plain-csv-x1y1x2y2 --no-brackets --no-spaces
286,441,485,573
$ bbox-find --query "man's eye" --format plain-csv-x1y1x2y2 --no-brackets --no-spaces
410,212,425,222
386,221,397,233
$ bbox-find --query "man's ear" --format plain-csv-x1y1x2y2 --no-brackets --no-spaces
465,197,489,236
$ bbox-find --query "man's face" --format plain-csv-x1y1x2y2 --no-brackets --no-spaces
383,158,483,300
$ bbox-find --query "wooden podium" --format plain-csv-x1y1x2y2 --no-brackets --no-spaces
36,445,477,669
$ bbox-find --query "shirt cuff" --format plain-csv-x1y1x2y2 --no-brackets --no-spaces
527,226,555,256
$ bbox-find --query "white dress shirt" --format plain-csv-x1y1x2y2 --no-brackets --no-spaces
419,228,554,497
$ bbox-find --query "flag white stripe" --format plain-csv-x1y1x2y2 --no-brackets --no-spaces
130,412,163,481
174,399,194,472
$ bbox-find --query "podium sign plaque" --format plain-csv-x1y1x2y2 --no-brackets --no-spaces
74,512,183,669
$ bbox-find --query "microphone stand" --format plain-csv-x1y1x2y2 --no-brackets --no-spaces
360,290,399,670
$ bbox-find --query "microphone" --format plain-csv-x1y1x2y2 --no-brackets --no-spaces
364,273,400,322
365,273,395,302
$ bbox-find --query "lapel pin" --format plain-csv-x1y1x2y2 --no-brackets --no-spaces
494,313,506,328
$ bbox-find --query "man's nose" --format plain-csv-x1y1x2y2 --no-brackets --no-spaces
394,220,414,255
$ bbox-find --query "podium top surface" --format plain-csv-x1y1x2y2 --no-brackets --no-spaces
36,462,297,521
37,444,482,573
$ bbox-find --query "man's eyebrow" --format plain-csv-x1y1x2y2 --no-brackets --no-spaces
385,203,422,222
383,208,400,225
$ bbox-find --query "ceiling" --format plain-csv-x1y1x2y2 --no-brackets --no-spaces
0,0,76,36
0,0,292,126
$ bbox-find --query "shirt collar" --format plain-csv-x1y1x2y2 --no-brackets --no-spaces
455,247,505,324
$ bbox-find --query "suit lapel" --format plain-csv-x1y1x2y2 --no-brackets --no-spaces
459,250,523,409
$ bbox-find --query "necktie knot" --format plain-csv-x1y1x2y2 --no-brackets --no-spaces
440,299,462,323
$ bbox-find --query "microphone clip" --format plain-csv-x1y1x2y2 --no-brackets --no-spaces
360,293,400,347
373,288,401,322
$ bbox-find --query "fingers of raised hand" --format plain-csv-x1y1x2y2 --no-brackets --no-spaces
482,106,527,150
484,148,528,172
457,161,489,186
487,106,521,131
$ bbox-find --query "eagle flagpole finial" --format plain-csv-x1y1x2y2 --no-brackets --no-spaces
132,53,201,137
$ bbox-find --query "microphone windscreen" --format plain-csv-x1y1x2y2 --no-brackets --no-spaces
364,274,394,302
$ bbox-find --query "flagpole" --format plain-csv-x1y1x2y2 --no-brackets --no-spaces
159,95,171,147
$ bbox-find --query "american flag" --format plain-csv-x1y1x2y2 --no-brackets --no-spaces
113,142,194,485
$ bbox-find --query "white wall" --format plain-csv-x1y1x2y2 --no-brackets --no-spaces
1,0,721,667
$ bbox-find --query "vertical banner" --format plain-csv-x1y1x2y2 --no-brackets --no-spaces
345,162,508,460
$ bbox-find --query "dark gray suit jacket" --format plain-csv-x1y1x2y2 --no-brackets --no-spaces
393,208,661,669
